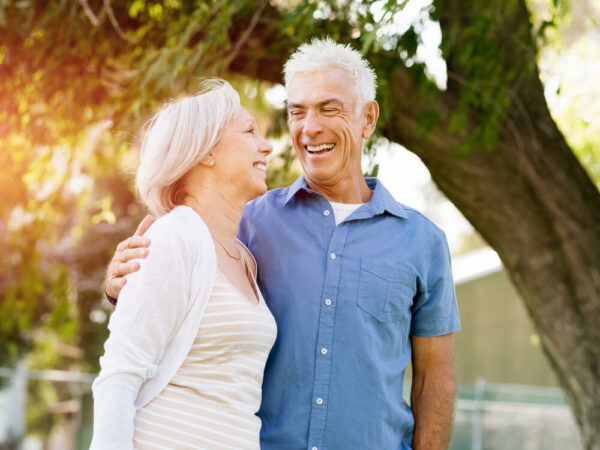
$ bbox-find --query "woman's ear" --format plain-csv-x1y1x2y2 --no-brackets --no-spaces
200,152,216,168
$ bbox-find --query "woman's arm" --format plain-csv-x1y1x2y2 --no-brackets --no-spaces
90,374,144,449
91,217,193,449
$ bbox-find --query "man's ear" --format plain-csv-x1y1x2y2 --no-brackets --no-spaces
362,101,380,139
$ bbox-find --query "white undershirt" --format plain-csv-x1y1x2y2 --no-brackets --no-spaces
329,201,364,225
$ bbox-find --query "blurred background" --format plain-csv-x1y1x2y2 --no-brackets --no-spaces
1,0,599,449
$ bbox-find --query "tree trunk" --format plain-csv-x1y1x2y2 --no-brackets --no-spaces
384,60,600,450
384,1,600,447
227,1,600,447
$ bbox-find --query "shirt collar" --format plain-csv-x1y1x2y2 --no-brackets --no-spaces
283,175,408,220
283,175,310,205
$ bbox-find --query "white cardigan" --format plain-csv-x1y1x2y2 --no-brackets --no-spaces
91,206,217,449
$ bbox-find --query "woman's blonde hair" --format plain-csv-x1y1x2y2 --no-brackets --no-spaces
136,79,240,216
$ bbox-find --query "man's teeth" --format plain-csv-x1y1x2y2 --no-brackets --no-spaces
254,162,266,171
306,144,335,153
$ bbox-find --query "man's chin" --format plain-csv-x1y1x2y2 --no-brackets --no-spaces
303,172,341,190
301,162,336,180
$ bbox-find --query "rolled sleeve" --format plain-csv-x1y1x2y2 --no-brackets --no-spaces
410,229,460,337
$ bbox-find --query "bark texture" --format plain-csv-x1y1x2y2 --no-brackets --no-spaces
385,46,600,450
227,1,600,447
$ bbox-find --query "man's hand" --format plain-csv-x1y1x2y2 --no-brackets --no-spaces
105,215,155,300
410,333,456,450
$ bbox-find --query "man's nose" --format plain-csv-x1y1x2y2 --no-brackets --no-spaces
302,110,323,137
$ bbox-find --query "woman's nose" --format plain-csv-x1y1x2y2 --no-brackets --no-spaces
260,137,273,155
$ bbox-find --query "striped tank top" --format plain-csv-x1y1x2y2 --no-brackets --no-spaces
133,270,277,449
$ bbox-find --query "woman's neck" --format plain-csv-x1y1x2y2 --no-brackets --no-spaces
184,186,244,242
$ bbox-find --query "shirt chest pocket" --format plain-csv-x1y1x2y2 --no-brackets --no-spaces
357,259,417,324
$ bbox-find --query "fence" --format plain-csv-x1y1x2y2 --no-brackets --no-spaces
0,369,582,450
450,378,581,450
0,366,94,450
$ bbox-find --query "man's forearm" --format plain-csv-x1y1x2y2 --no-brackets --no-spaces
411,375,456,449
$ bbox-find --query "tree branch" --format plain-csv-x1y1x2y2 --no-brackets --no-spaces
224,0,269,70
103,0,137,44
79,0,100,26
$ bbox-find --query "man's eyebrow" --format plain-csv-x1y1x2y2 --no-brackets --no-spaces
286,98,344,109
317,98,344,107
286,101,303,109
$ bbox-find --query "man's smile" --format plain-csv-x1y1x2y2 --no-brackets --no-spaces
305,143,336,154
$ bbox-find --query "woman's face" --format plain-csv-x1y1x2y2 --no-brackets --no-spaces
210,106,273,201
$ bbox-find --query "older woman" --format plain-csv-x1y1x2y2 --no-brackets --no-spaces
91,80,276,449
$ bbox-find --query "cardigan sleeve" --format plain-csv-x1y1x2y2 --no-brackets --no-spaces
90,214,199,449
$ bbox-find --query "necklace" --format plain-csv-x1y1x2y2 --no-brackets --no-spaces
183,195,243,261
213,237,241,260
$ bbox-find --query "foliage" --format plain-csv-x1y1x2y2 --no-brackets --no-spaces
531,0,600,186
0,1,310,379
0,0,599,443
1,0,597,368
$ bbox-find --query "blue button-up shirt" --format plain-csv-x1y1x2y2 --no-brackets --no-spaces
239,176,460,450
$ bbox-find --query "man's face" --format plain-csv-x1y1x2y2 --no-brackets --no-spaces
286,67,371,191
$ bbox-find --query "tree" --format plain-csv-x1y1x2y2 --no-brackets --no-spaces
1,0,599,447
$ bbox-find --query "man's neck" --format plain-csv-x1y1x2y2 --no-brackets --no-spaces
305,176,373,204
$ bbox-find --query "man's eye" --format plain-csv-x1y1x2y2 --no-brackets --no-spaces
323,108,337,114
289,110,303,117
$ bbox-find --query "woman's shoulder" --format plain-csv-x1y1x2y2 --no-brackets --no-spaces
144,206,214,260
148,206,209,237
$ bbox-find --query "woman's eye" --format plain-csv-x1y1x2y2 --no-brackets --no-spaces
246,127,255,134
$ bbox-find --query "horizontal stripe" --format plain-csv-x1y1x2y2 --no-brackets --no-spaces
189,342,271,352
135,416,244,449
136,412,256,446
175,364,264,379
133,275,274,448
152,388,260,424
133,433,177,449
140,402,258,438
166,377,261,402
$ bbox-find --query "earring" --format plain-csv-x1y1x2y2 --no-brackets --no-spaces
208,159,215,167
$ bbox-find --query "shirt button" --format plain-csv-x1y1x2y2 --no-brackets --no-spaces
312,447,318,450
323,210,330,216
330,253,336,260
321,347,328,355
325,299,332,306
316,397,323,405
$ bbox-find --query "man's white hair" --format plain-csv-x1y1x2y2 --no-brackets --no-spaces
136,79,240,216
283,37,377,113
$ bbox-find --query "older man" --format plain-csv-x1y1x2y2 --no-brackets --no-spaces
106,38,460,449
